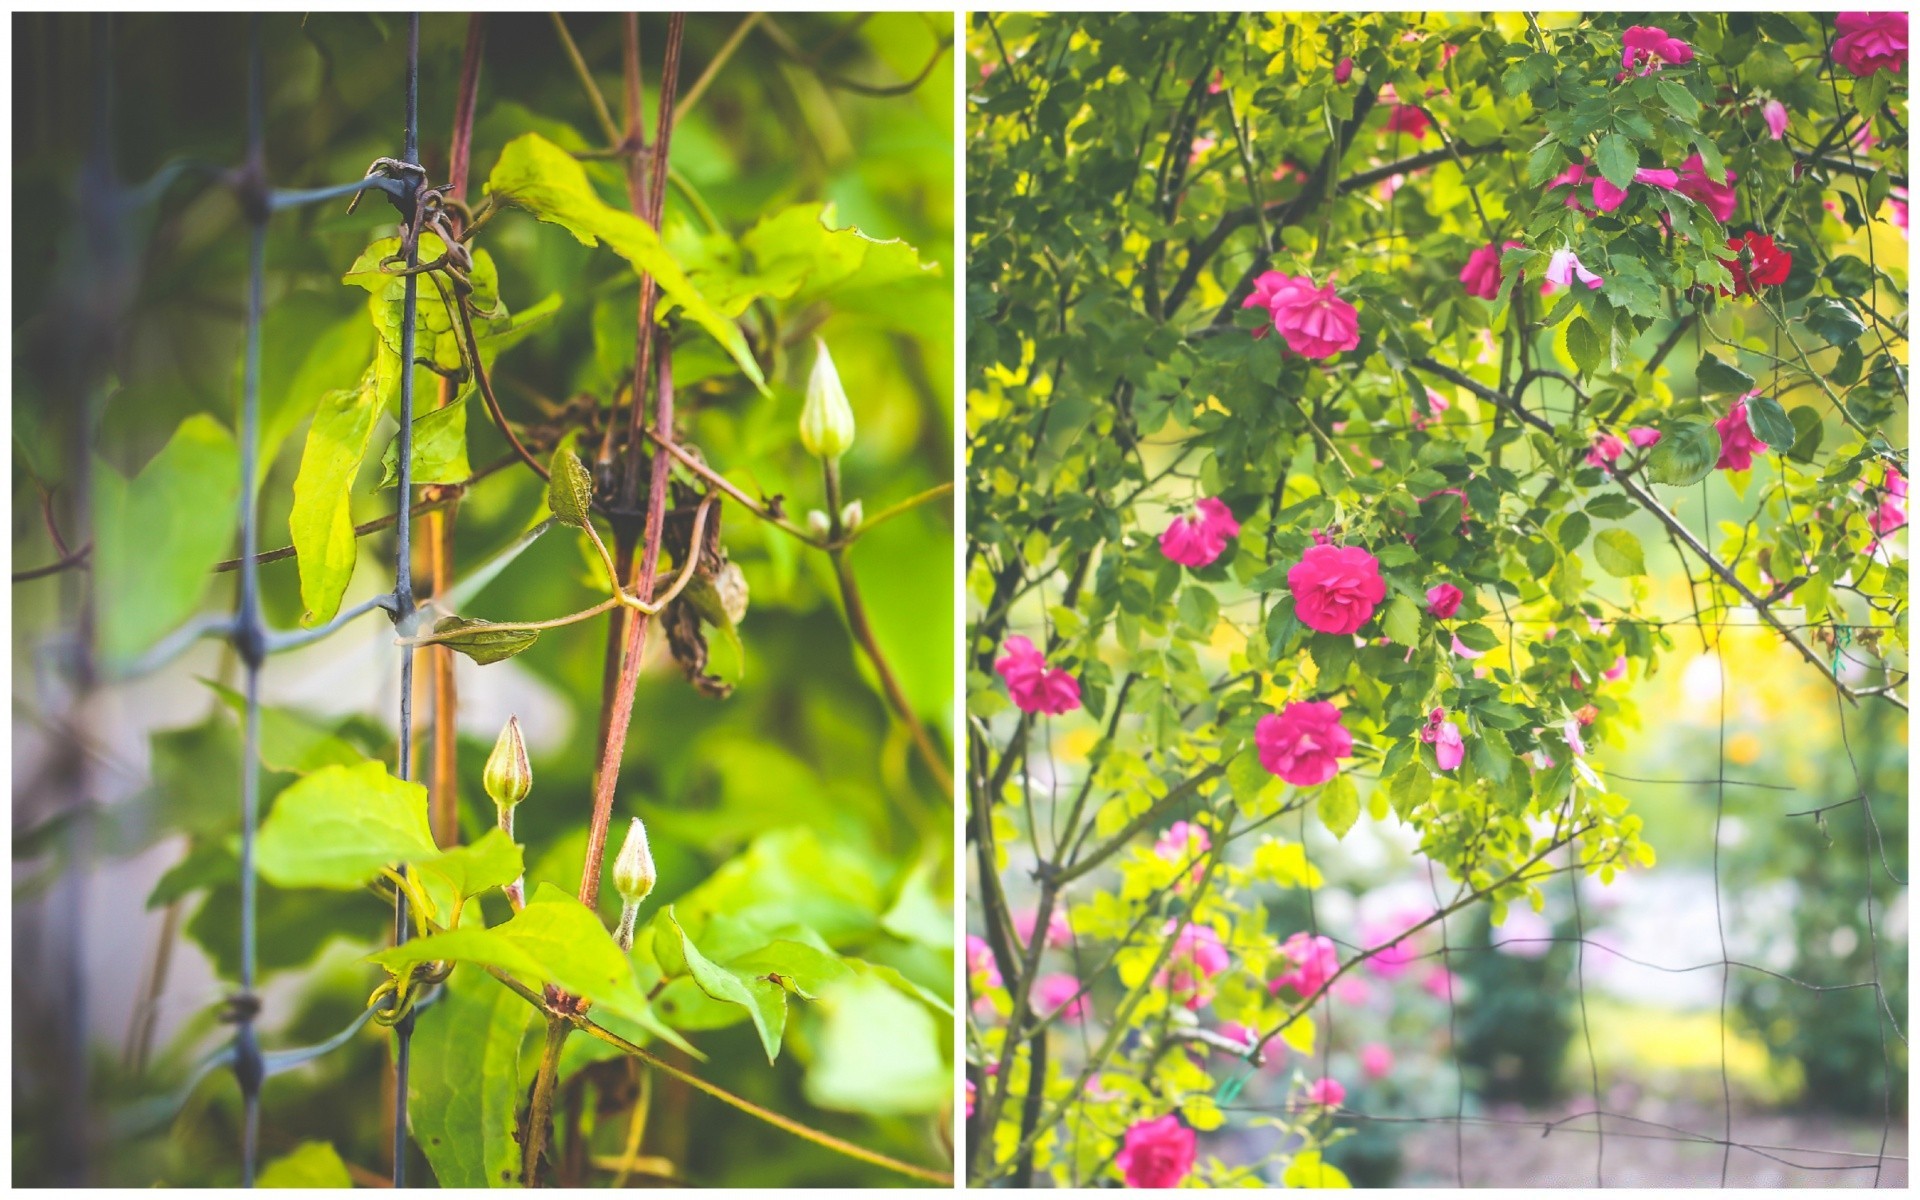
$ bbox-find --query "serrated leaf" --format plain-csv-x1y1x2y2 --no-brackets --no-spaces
1803,297,1866,347
379,394,472,489
1593,528,1647,577
1786,405,1824,463
1647,420,1721,487
429,616,540,665
486,134,766,393
1453,623,1501,652
1388,763,1431,822
419,827,524,903
1745,392,1795,449
1557,511,1591,551
1382,594,1422,646
547,446,594,529
1594,133,1637,191
257,760,438,890
1317,774,1360,839
1564,316,1603,377
1696,352,1755,395
1226,746,1282,816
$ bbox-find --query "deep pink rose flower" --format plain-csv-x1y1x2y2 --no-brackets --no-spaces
1459,240,1524,300
1715,398,1769,471
1257,702,1354,787
1621,25,1694,74
1676,152,1738,223
1628,426,1662,449
1419,707,1466,771
1334,56,1355,83
1833,12,1908,77
1264,274,1362,359
1384,103,1431,139
1604,655,1629,682
1287,543,1385,634
1451,633,1485,660
1159,497,1241,567
1035,973,1087,1021
1014,907,1073,950
1154,819,1212,862
1545,248,1604,291
1241,270,1296,340
995,635,1082,715
1361,1043,1395,1080
1273,931,1340,998
1425,582,1464,619
1304,1077,1347,1108
1585,433,1627,471
1116,1114,1196,1189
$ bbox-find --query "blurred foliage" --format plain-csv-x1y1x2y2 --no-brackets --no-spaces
13,11,953,1188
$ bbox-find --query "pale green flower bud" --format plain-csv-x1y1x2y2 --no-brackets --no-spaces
611,817,656,905
839,499,864,531
799,338,856,462
483,716,531,811
806,509,832,539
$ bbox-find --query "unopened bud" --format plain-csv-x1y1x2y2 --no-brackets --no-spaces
806,509,832,539
839,499,863,531
483,716,532,811
799,338,856,461
612,817,656,904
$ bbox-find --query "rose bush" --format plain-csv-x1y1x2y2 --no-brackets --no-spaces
966,11,1905,1188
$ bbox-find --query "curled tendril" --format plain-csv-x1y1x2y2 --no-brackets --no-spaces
367,959,450,1027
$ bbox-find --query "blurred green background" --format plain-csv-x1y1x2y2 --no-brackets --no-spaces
13,12,954,1187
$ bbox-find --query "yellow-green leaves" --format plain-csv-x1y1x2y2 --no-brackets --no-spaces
256,1142,353,1188
485,133,766,394
655,906,783,1063
288,369,382,626
257,760,438,890
1593,528,1647,577
1646,419,1720,487
93,415,240,661
408,969,533,1189
546,445,594,529
428,615,540,666
1316,774,1361,839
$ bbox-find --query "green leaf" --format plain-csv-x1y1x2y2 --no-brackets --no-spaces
1594,134,1637,191
1804,298,1866,347
1381,594,1422,646
547,445,595,529
419,827,524,904
1593,528,1647,577
878,861,953,950
257,761,437,890
656,907,784,1063
1745,392,1795,449
803,973,950,1116
1557,511,1591,552
1564,316,1603,377
485,134,767,393
1647,420,1721,487
1655,79,1701,121
685,202,940,317
729,939,853,1000
1317,774,1360,839
1282,1151,1353,1189
409,968,534,1188
1696,352,1755,395
1387,763,1431,822
289,368,382,625
204,681,362,774
1226,746,1282,816
93,415,241,661
256,1141,352,1188
1786,405,1824,463
379,394,472,488
1452,623,1501,652
429,616,540,665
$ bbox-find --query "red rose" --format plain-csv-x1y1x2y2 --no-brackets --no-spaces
1718,232,1791,297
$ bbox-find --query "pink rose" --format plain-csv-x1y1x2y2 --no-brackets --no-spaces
1287,543,1386,635
1422,966,1457,1001
1714,397,1768,471
1014,907,1074,950
1833,12,1908,77
1676,152,1738,223
1425,582,1464,619
1451,633,1485,660
1628,426,1662,448
1621,25,1694,74
1304,1077,1347,1108
1419,707,1466,771
1333,56,1354,83
1241,270,1295,340
1256,702,1354,787
1585,433,1627,471
1545,248,1604,291
1160,922,1230,1010
1384,103,1431,139
1035,973,1087,1021
1763,99,1789,140
1459,240,1524,300
967,934,1002,989
995,635,1083,715
1154,819,1212,861
1362,916,1422,978
1159,497,1241,567
1604,655,1629,682
1361,1043,1395,1080
1188,134,1216,165
1273,931,1340,998
1116,1114,1196,1189
965,1079,976,1117
1264,274,1362,360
